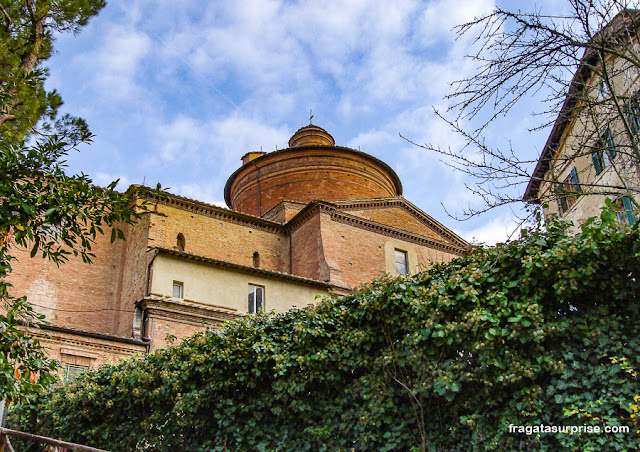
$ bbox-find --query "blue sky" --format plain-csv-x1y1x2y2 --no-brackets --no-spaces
46,0,562,244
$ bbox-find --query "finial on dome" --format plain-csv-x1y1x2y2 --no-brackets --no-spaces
288,124,335,148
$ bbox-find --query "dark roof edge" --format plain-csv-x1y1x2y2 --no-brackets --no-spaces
524,8,640,201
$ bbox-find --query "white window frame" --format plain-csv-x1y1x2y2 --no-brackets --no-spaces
172,281,183,299
248,284,265,313
394,249,409,275
64,363,89,384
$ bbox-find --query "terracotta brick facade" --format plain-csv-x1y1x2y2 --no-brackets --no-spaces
7,123,469,374
226,148,403,218
9,231,125,336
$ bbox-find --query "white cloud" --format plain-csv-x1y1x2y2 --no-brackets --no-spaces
455,214,523,246
80,26,151,101
47,0,545,251
172,182,226,206
418,0,495,46
145,113,289,176
93,172,133,191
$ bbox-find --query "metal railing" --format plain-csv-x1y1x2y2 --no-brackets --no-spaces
0,427,108,452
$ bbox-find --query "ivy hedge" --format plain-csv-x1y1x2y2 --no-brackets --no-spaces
11,217,640,451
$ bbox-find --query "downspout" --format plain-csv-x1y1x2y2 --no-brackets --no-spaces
289,233,293,274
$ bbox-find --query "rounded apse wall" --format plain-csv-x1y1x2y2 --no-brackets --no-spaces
224,125,403,218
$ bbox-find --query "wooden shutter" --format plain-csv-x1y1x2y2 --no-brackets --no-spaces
622,196,636,225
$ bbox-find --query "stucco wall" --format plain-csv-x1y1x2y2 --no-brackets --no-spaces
149,255,329,314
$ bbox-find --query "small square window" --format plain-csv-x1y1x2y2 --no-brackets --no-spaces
248,284,264,313
64,364,89,384
394,249,408,275
172,281,183,298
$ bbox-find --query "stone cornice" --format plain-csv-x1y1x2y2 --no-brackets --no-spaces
138,296,240,325
26,323,148,354
285,199,469,254
133,185,285,234
333,197,469,248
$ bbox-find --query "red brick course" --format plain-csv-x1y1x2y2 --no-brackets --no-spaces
226,147,402,217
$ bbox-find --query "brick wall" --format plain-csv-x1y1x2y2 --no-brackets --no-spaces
111,214,154,337
148,202,289,273
261,201,306,223
8,229,125,336
290,210,330,282
343,206,444,241
318,212,462,290
144,314,214,352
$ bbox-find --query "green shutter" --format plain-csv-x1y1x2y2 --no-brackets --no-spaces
558,196,568,214
622,196,636,225
570,167,581,193
626,100,640,133
604,128,616,159
591,149,603,174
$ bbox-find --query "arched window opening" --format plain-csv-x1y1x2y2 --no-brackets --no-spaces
253,252,260,268
176,233,185,251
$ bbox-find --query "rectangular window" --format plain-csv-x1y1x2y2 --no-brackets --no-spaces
557,196,569,215
604,127,616,160
591,148,604,174
248,284,264,313
64,364,89,384
172,281,183,298
569,167,581,194
626,93,640,134
592,127,616,175
563,174,577,210
556,168,581,215
620,196,637,226
132,306,143,338
394,249,408,275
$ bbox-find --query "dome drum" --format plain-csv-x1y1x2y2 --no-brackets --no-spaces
225,129,402,218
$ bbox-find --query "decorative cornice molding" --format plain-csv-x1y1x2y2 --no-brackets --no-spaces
139,296,240,325
27,325,148,355
135,186,285,234
333,197,469,247
329,209,468,255
286,198,469,254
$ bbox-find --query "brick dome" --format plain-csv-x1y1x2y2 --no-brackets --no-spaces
288,124,335,147
224,125,402,217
